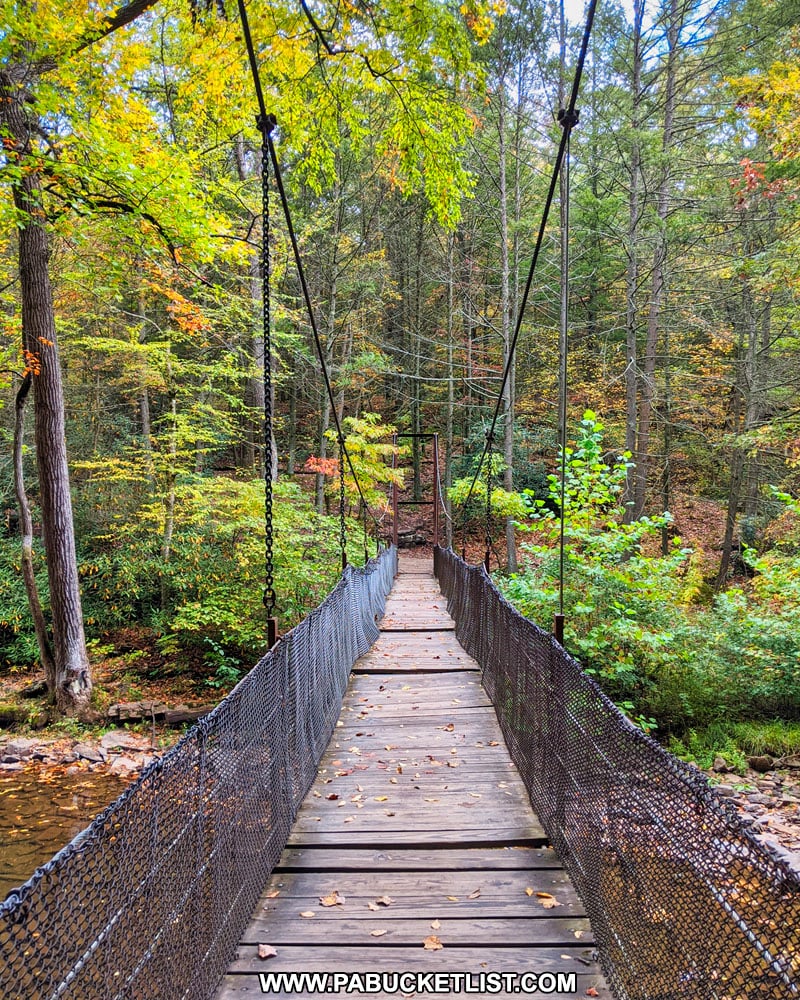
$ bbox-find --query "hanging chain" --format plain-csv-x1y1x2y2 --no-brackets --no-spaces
484,432,494,573
338,436,348,569
260,113,278,624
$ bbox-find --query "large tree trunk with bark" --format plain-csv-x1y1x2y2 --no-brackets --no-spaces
13,374,57,697
16,163,92,715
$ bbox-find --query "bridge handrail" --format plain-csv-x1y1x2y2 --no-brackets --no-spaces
0,545,397,1000
434,545,799,1000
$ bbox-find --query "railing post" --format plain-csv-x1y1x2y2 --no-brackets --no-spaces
432,432,440,549
391,433,398,548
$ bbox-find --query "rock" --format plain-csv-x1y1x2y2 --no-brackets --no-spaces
714,784,736,797
100,730,144,751
0,762,23,772
20,679,48,699
749,754,775,772
1,755,21,764
109,755,140,775
6,738,38,758
73,743,107,763
107,701,168,723
712,756,729,773
746,792,773,805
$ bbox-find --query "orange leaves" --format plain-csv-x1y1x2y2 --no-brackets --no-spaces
303,456,340,477
22,349,42,377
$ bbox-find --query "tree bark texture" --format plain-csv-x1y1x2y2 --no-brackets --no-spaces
2,72,92,715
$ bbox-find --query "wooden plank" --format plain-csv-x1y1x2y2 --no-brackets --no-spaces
287,827,547,847
274,846,564,871
227,944,604,975
240,915,595,946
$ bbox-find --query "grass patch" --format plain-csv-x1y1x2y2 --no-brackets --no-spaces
668,719,800,772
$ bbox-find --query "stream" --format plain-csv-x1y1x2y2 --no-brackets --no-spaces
0,768,129,899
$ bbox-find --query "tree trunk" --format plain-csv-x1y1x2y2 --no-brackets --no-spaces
4,79,92,715
623,0,645,520
633,0,680,518
13,373,57,698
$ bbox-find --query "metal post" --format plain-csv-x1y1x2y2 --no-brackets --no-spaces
432,433,440,548
553,613,565,646
391,433,399,548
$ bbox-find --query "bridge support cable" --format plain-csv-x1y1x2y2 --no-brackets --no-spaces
555,109,578,646
455,0,597,616
236,0,382,572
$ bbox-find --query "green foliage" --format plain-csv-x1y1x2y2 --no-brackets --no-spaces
496,414,800,732
324,413,406,510
448,452,530,523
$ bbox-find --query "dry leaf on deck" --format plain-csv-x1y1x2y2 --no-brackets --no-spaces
423,935,443,951
367,901,380,912
536,892,561,909
376,895,394,906
525,887,535,897
430,919,441,930
319,891,346,907
468,888,481,899
299,911,315,918
257,944,277,960
370,929,387,937
265,890,280,899
585,990,600,997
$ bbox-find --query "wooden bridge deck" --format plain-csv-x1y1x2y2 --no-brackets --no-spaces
216,555,610,999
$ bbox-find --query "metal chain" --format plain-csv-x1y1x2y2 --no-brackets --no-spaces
338,436,347,569
260,114,278,618
484,432,494,572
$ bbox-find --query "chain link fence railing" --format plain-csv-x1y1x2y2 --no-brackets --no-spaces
434,545,800,1000
0,546,397,1000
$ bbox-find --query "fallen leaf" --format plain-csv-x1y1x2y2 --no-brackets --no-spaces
423,935,443,951
343,816,356,823
367,901,380,912
525,887,535,897
326,793,339,801
468,888,481,899
257,944,277,960
389,777,398,784
374,796,389,802
469,792,481,799
446,896,459,902
585,990,600,998
299,911,315,918
376,895,394,906
574,930,584,939
439,723,455,732
536,892,561,909
265,890,280,899
430,919,441,930
370,929,387,937
319,891,346,907
488,741,500,747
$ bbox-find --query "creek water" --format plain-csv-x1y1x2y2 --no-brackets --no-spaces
0,768,129,899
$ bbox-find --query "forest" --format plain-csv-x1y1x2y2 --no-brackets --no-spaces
1,0,799,768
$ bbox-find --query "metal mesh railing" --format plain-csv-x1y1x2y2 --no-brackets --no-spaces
434,545,800,1000
0,546,397,1000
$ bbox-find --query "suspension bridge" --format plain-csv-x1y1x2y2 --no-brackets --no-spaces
2,0,799,994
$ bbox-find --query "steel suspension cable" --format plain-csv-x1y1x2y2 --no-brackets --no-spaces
554,120,575,646
456,0,597,544
236,0,381,569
